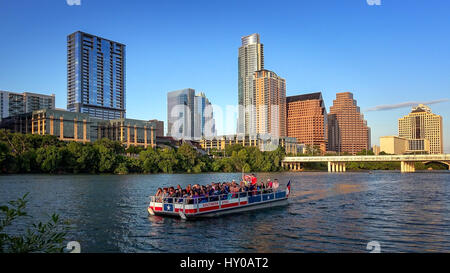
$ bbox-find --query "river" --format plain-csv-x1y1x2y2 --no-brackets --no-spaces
1,171,449,252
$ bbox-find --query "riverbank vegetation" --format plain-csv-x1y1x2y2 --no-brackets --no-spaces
1,131,446,174
0,130,285,174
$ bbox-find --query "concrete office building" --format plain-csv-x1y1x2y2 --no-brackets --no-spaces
380,136,409,155
398,104,443,154
31,109,157,148
253,70,286,137
286,92,327,153
328,92,371,154
238,33,264,135
0,90,55,120
67,31,126,120
380,135,430,155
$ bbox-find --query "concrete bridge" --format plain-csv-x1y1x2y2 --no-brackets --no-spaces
282,154,450,173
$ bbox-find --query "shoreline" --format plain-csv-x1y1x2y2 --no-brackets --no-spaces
1,169,449,176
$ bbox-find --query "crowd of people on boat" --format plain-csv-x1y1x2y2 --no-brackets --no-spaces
153,174,280,204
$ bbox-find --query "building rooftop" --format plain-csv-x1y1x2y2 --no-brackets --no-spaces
411,104,432,113
286,92,322,103
68,31,126,46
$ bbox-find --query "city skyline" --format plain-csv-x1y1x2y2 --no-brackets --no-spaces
0,0,449,152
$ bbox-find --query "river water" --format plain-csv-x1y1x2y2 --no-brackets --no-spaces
1,171,450,253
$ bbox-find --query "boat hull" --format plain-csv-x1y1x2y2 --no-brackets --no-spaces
187,198,288,218
148,191,289,219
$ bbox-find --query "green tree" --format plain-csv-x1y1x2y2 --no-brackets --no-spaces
94,139,122,173
158,148,179,173
0,141,10,173
114,162,129,175
177,143,198,172
139,148,161,173
36,146,63,173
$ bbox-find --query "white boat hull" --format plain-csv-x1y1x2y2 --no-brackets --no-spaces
148,190,289,219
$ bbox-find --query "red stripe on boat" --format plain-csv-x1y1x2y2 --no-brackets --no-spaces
221,202,239,209
199,206,220,212
240,201,248,205
152,206,162,211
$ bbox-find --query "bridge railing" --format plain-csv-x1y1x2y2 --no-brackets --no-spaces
282,154,450,162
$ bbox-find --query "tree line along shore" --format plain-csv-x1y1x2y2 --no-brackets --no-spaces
0,130,446,175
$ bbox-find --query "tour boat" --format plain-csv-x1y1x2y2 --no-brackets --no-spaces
147,182,291,219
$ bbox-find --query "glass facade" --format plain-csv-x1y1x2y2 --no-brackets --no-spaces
238,33,264,135
167,89,215,140
67,31,126,120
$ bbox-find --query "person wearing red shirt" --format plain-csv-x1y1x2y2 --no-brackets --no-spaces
251,174,257,185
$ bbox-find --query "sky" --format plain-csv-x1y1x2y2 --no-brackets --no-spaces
0,0,449,152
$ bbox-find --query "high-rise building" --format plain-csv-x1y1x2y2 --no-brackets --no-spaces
398,104,443,154
67,31,126,120
194,92,216,140
167,89,215,140
0,90,55,120
328,92,371,154
253,70,286,137
238,33,264,135
167,88,195,139
286,92,327,153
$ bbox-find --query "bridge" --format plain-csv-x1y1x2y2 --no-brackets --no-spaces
282,154,450,173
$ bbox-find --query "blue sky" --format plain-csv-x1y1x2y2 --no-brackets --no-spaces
0,0,449,152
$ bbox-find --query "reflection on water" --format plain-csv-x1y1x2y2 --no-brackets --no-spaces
1,171,450,252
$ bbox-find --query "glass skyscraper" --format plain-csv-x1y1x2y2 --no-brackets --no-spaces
238,33,264,135
67,31,126,120
167,89,215,140
167,88,195,139
194,92,216,140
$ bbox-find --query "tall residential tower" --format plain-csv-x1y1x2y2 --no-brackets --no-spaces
253,70,286,137
238,33,264,135
67,31,126,120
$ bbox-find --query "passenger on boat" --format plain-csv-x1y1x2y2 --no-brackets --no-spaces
154,176,282,203
272,179,279,190
267,179,273,189
251,174,257,185
155,188,163,202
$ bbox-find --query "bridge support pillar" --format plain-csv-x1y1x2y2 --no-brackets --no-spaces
401,161,416,173
328,162,346,173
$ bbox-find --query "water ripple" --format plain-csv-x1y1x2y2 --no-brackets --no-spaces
1,172,450,252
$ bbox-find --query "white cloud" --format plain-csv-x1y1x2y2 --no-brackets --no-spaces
364,99,449,112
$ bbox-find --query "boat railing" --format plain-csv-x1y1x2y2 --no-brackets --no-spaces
149,188,285,206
